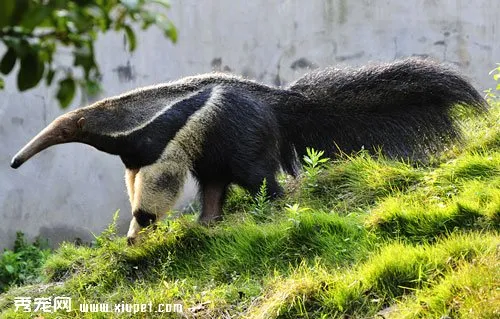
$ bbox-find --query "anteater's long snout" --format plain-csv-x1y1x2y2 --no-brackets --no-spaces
10,124,60,169
10,116,78,169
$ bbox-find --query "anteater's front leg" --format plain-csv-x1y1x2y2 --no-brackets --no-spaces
125,168,139,206
126,162,187,245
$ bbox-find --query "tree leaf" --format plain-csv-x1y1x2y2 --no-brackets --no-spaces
45,69,55,86
19,5,51,30
56,78,76,108
5,38,30,59
17,52,45,91
163,20,177,43
0,77,4,89
0,48,17,75
124,25,136,51
0,0,15,28
10,0,29,25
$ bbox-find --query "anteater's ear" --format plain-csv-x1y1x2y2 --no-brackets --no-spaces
77,117,86,129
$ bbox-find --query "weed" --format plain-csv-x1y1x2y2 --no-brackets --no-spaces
303,147,330,191
250,179,272,222
0,232,50,293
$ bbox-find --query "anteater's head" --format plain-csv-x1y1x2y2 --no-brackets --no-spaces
10,110,87,169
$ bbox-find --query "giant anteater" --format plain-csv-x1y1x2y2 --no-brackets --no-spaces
10,58,487,244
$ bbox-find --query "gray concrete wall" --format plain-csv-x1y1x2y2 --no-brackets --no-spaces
1,0,498,249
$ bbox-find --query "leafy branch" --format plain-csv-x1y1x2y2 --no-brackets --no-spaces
0,0,177,107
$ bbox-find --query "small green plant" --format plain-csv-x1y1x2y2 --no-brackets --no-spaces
303,147,330,190
284,203,311,216
0,232,51,293
484,63,500,103
93,210,120,248
250,179,271,222
285,203,311,226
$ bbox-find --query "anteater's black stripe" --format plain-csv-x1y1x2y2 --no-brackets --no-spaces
84,87,213,169
120,87,213,168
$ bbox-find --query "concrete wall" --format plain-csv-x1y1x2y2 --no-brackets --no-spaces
1,0,498,249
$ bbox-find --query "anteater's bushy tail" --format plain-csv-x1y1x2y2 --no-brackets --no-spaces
276,58,488,173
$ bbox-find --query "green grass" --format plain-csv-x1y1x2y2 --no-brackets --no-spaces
245,233,499,319
0,101,498,318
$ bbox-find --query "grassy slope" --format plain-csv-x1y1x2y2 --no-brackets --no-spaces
0,103,498,319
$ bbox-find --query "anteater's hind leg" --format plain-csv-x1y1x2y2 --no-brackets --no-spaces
198,181,229,225
235,153,284,199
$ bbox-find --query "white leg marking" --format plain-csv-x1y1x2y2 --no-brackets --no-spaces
125,168,139,206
